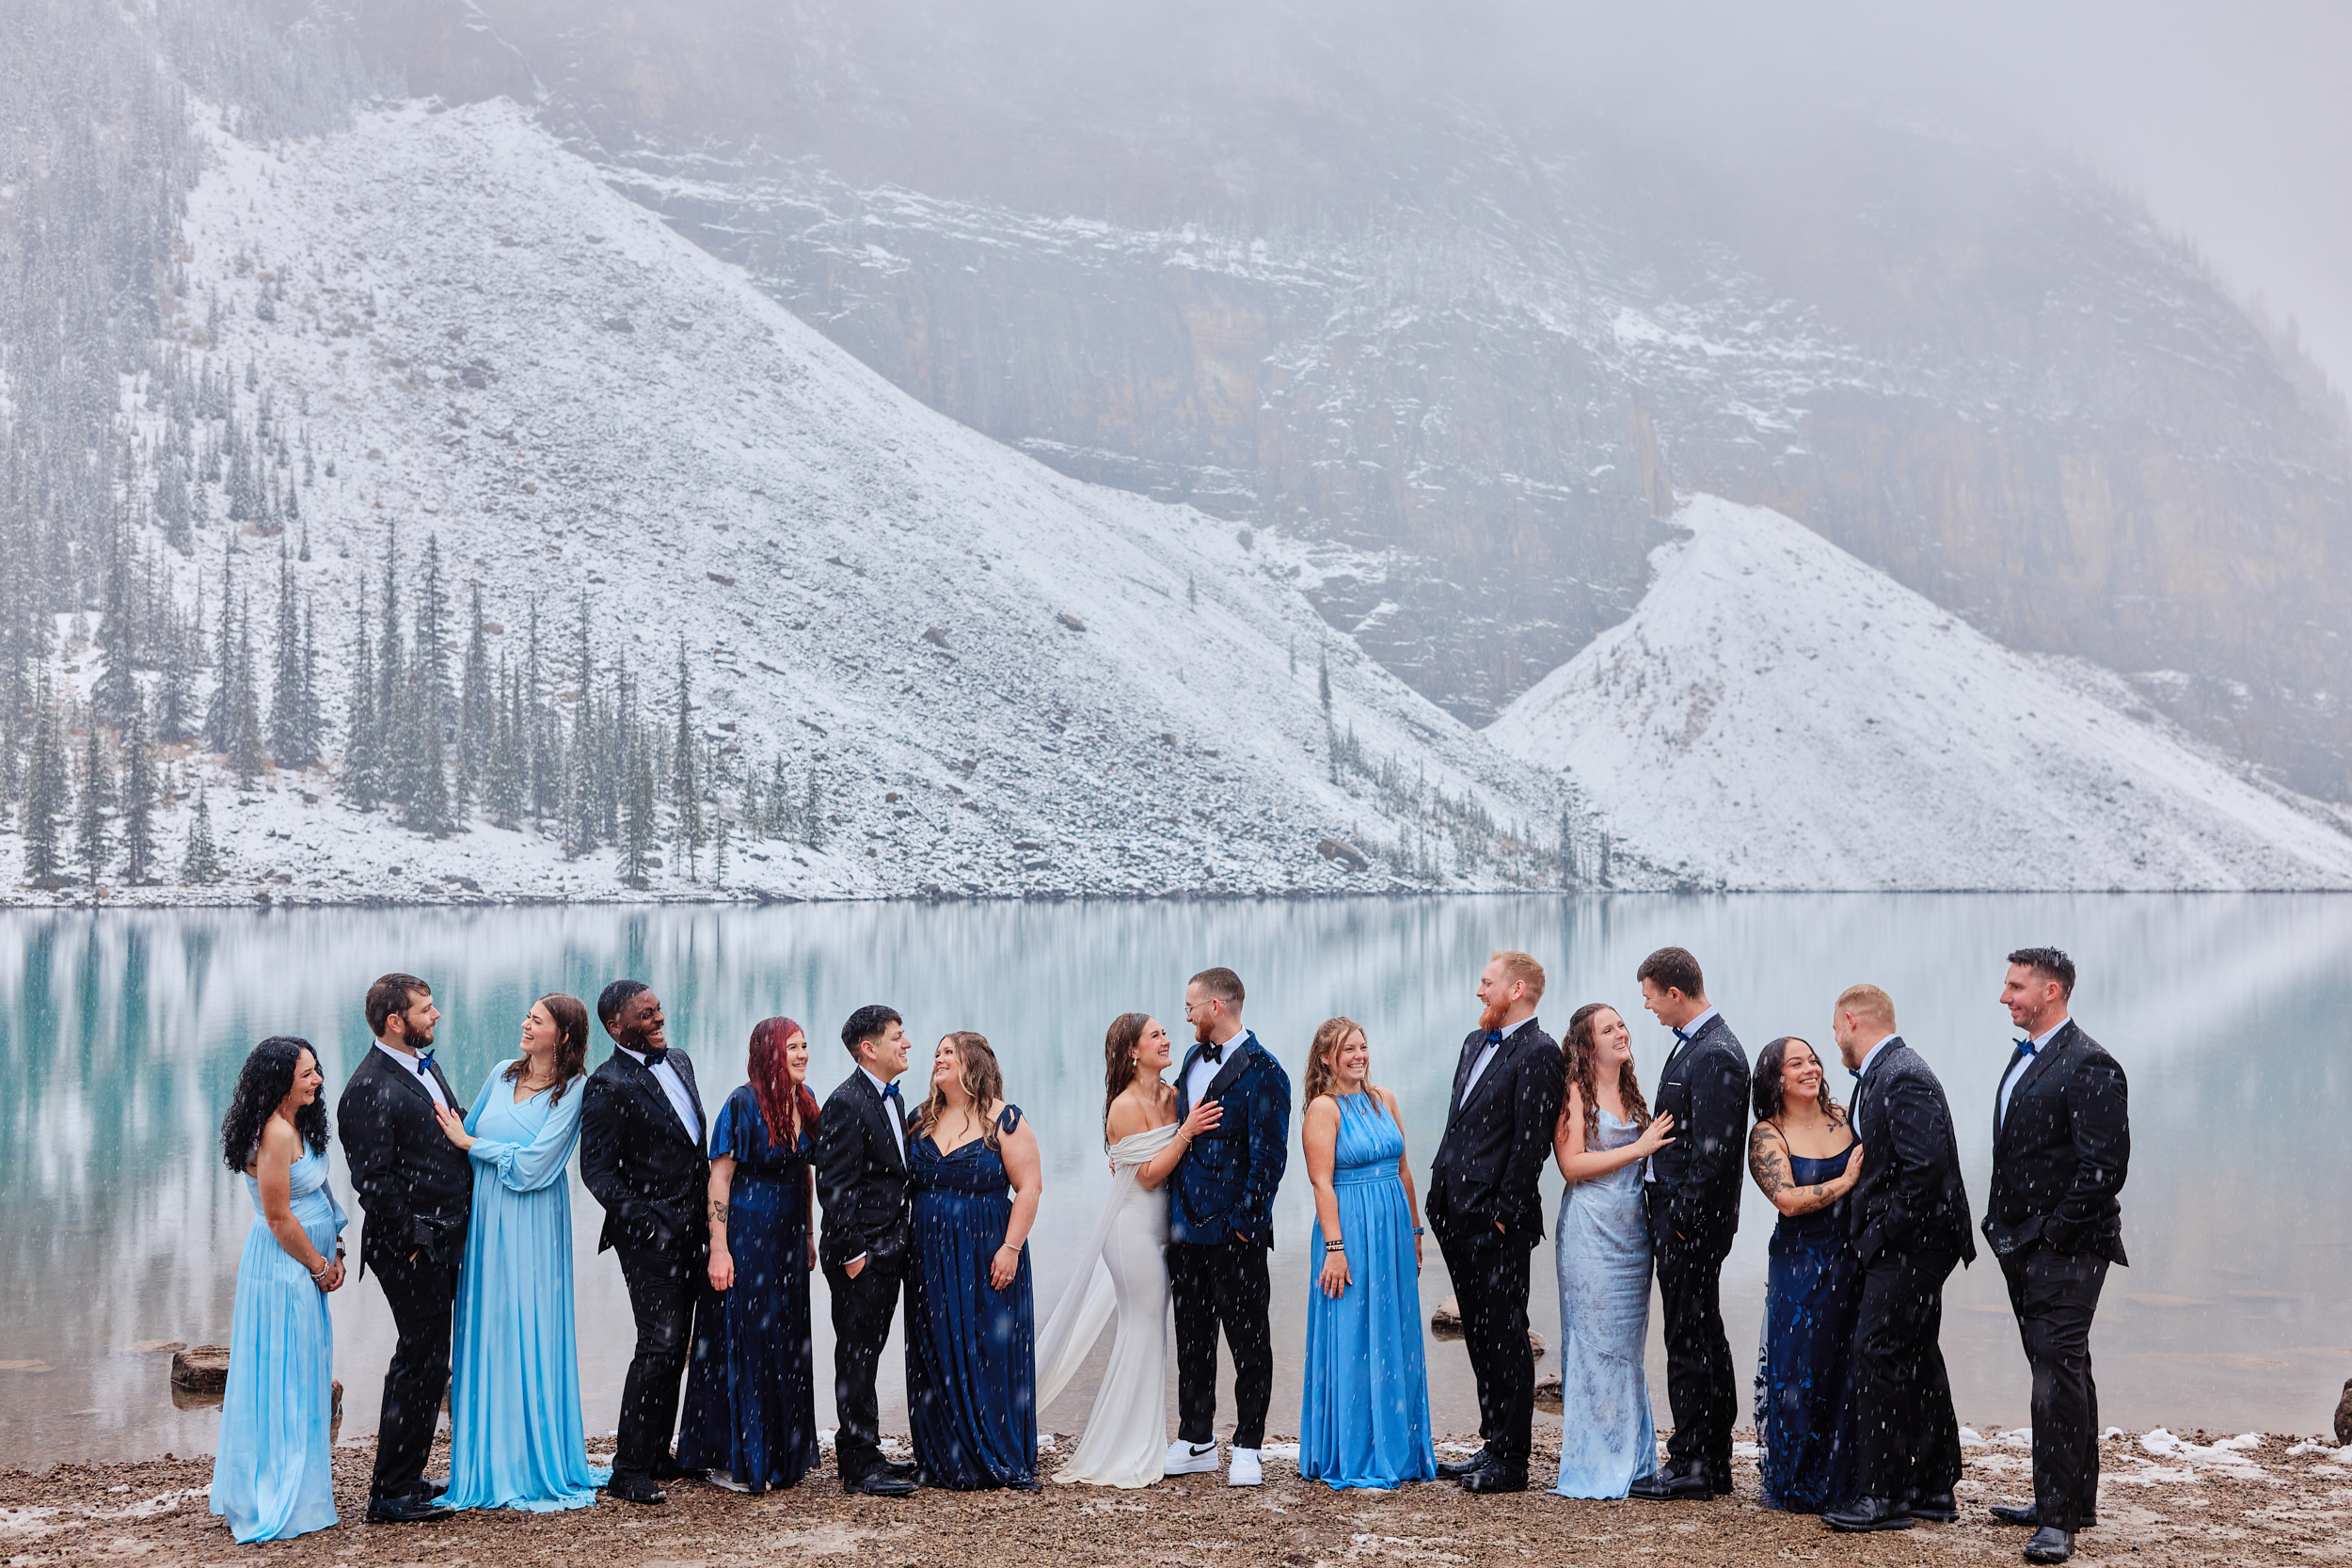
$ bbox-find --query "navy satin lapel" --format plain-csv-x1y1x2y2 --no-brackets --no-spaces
1201,1035,1255,1104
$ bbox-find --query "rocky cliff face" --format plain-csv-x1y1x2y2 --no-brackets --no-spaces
320,0,2352,797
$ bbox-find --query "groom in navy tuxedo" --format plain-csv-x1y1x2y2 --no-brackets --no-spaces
1165,966,1291,1488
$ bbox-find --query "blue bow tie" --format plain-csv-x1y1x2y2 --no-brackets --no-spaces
2013,1037,2037,1056
1847,1066,1861,1080
415,1050,437,1076
1672,1026,1692,1045
1483,1030,1503,1048
641,1046,669,1068
881,1081,902,1101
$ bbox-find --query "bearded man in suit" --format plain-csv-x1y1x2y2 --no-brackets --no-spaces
580,980,710,1504
1825,984,1975,1536
1983,948,2129,1567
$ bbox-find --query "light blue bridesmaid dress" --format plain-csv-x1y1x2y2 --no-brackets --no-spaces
209,1148,346,1543
1551,1107,1659,1498
1298,1092,1437,1489
438,1064,610,1511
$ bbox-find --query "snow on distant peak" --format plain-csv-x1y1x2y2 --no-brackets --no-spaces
1487,495,2352,891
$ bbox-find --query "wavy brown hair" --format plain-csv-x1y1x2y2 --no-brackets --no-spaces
914,1031,1009,1150
1562,1002,1652,1143
502,992,591,1106
1302,1016,1374,1104
1102,1011,1152,1136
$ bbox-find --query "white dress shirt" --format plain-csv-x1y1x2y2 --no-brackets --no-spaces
1184,1031,1242,1110
1645,1007,1718,1182
619,1044,701,1140
1849,1032,1899,1138
1998,1019,2068,1131
863,1065,908,1164
373,1037,451,1112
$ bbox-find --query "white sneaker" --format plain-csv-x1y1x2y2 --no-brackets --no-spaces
1163,1438,1219,1476
1227,1448,1263,1486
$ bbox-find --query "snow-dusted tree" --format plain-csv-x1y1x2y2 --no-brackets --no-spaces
92,544,139,728
181,788,224,883
75,721,114,890
340,578,381,811
620,738,656,884
227,595,265,788
120,699,156,884
23,695,68,882
670,638,703,878
803,767,825,849
267,541,306,766
458,585,492,818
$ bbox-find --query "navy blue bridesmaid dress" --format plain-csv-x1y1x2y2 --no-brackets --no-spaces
676,1086,820,1491
1755,1141,1862,1512
905,1105,1038,1490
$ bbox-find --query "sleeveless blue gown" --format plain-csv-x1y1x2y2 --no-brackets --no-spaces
677,1086,821,1491
439,1066,609,1512
1298,1093,1436,1489
1755,1140,1861,1512
209,1148,345,1543
1551,1108,1659,1498
905,1106,1039,1489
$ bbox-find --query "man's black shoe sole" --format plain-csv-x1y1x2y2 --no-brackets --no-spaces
1825,1514,1915,1532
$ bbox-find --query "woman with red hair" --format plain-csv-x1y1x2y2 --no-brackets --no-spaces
676,1018,822,1491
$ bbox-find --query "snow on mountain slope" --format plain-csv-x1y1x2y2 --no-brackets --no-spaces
16,100,1572,906
1487,496,2352,891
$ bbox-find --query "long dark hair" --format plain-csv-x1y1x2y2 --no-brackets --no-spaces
503,992,591,1105
1753,1036,1839,1125
748,1016,820,1148
1562,1002,1651,1143
1102,1012,1150,1134
916,1031,1008,1150
221,1036,328,1171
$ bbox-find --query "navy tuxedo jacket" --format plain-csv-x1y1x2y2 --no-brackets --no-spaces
1984,1020,2129,1265
580,1047,710,1257
1169,1031,1292,1248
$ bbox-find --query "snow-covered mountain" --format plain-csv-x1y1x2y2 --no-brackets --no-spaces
1488,497,2352,891
1,99,1576,906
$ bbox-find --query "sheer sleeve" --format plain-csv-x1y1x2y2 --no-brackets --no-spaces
469,1078,587,1193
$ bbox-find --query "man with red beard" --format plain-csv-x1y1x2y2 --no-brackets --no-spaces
1425,951,1564,1494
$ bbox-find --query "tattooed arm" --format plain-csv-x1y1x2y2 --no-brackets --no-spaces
706,1153,738,1291
1748,1121,1864,1217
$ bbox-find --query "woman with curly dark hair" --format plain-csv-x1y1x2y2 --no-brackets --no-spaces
208,1037,347,1544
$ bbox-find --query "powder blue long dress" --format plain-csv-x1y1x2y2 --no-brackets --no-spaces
1298,1092,1437,1489
905,1106,1038,1490
438,1065,609,1512
209,1148,346,1544
1551,1108,1660,1498
1755,1141,1861,1512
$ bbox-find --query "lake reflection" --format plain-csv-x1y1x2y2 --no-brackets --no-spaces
3,895,2348,1466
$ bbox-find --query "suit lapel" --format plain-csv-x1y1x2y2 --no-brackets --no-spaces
1456,1027,1523,1119
1998,1023,2070,1144
1201,1033,1255,1104
1449,1037,1480,1119
862,1073,908,1171
377,1046,441,1116
616,1051,694,1145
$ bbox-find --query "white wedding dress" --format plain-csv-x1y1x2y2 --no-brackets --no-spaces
1036,1122,1178,1487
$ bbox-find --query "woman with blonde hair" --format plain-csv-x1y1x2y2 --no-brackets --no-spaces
1549,1002,1677,1498
1296,1017,1435,1490
904,1032,1044,1488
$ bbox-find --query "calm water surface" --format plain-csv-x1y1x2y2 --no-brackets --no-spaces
3,895,2346,1466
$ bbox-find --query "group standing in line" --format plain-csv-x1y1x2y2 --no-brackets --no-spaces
203,945,2128,1568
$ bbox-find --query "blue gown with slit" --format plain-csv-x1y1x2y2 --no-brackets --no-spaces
438,1065,609,1512
676,1086,820,1491
905,1106,1038,1489
1755,1141,1861,1512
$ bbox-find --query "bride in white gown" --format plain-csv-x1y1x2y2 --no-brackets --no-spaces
1036,1013,1220,1487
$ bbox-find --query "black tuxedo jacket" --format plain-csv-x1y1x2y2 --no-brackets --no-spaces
1645,1012,1750,1245
579,1048,710,1257
1426,1018,1565,1243
1847,1037,1976,1268
814,1069,913,1274
1984,1020,2130,1265
338,1044,472,1267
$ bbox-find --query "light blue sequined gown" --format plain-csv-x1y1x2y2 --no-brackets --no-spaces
1551,1108,1659,1498
209,1148,346,1543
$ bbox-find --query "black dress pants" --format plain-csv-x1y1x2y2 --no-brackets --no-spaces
825,1255,907,1482
1167,1238,1273,1451
363,1240,459,1500
614,1242,702,1481
1851,1244,1963,1502
1646,1193,1737,1470
2002,1247,2109,1532
1434,1224,1536,1467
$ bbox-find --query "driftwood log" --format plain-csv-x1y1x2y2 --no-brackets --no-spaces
169,1343,342,1438
1429,1297,1546,1358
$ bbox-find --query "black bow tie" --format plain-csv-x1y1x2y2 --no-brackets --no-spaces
641,1046,668,1068
1200,1039,1226,1065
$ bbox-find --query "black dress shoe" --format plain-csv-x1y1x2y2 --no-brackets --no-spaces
1458,1459,1529,1495
1709,1461,1735,1497
1993,1501,2097,1529
1435,1449,1492,1480
2024,1526,2075,1563
1909,1492,1959,1522
1824,1496,1915,1532
1628,1461,1712,1501
411,1474,450,1497
847,1468,920,1497
365,1494,456,1523
882,1457,920,1479
600,1474,668,1505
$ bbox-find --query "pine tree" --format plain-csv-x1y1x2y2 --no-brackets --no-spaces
405,536,454,833
121,699,156,884
485,660,523,829
75,721,114,890
1318,647,1332,715
203,546,238,752
669,638,702,878
267,540,303,765
766,752,793,838
228,594,265,788
340,577,380,810
294,597,322,769
23,693,67,882
621,733,656,883
375,527,408,810
156,610,195,741
92,541,138,727
458,585,491,818
712,808,729,886
560,597,599,855
803,766,825,849
181,787,224,883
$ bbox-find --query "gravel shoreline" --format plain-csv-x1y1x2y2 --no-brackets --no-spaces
7,1426,2351,1566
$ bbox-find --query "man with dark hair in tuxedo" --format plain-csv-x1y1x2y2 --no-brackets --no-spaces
1825,984,1975,1536
1984,948,2129,1566
1164,966,1291,1488
1628,945,1748,1502
1426,950,1564,1495
814,1004,922,1497
580,980,709,1504
339,972,466,1523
